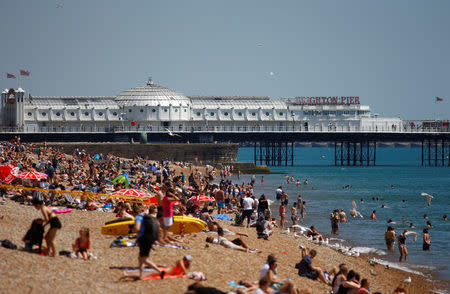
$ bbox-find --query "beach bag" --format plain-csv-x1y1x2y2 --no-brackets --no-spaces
140,214,159,244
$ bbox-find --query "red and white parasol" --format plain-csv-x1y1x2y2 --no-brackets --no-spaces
112,189,157,205
0,163,19,183
188,195,215,202
17,171,48,180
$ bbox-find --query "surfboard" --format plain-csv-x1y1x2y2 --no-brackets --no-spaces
167,216,206,235
101,217,135,235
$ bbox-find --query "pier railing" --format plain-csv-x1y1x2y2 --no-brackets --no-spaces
0,122,448,134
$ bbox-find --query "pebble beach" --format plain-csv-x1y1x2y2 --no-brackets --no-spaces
1,200,447,294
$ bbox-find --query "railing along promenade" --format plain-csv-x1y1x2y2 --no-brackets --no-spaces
0,122,448,134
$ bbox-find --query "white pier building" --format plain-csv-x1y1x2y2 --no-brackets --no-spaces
1,78,402,133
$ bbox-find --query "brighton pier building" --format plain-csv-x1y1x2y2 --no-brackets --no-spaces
1,78,402,134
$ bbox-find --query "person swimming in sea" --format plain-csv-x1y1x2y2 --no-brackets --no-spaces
422,228,431,251
444,214,448,221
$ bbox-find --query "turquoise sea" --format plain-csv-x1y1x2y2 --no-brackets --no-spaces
236,147,450,283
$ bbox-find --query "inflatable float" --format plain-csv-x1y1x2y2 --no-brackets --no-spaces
168,216,206,235
51,207,72,214
101,217,135,236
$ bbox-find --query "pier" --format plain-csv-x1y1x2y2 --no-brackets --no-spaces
1,124,449,167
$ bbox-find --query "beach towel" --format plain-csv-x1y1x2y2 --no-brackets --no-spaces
228,281,248,289
110,236,136,248
123,266,187,280
214,214,232,221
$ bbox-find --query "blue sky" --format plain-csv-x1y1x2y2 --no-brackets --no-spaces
0,0,449,119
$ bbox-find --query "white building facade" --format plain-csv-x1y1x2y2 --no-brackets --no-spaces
0,78,402,133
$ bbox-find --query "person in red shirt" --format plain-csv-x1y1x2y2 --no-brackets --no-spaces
161,188,179,242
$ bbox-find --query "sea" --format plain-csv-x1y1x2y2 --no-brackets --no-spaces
235,147,450,284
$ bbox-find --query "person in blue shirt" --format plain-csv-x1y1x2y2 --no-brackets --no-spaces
297,248,330,284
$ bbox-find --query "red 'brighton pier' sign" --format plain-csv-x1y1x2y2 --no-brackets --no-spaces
295,96,360,105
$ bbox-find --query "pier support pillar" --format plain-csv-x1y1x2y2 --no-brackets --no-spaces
254,141,294,166
422,139,449,166
335,141,376,166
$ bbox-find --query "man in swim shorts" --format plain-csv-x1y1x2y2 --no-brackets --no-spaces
215,187,225,214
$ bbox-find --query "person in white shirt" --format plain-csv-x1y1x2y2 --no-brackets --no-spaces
241,194,255,228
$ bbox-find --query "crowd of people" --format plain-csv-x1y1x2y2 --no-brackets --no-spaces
0,137,426,293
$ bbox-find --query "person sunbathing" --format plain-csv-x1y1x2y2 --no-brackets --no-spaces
120,255,193,280
207,222,248,237
205,228,258,253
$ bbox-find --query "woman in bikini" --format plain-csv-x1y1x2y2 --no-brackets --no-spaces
398,229,408,262
385,226,396,251
279,203,286,229
72,227,92,260
32,198,62,257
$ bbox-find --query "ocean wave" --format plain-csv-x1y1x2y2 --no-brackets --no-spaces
432,290,449,294
370,258,425,276
329,237,345,242
352,247,387,256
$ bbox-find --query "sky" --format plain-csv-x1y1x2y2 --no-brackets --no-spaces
0,0,449,119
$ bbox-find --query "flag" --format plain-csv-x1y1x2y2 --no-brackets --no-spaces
436,97,443,102
20,70,30,76
6,73,16,79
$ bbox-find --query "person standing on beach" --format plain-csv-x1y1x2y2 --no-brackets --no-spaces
32,198,61,257
297,195,302,209
241,193,255,228
398,229,408,262
279,202,286,228
215,186,225,214
133,207,163,280
162,188,179,242
423,228,431,251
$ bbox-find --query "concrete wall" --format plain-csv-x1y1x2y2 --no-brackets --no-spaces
45,142,238,164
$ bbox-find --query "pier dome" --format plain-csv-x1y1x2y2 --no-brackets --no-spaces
114,78,190,107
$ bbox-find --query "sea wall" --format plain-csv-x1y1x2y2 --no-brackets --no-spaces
45,143,238,164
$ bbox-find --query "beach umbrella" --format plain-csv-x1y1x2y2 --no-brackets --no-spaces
188,195,215,202
0,163,19,183
17,171,48,180
112,189,157,205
